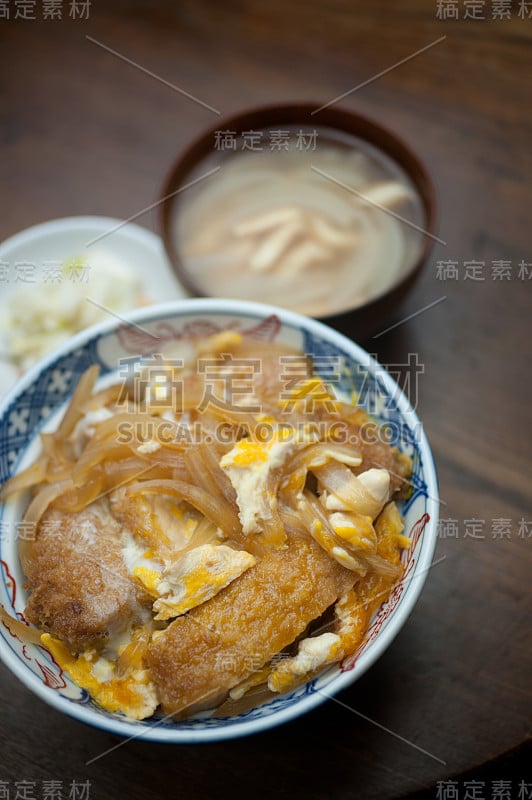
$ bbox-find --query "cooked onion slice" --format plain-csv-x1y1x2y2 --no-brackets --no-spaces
56,364,100,440
0,604,42,645
23,479,74,528
52,468,104,514
0,457,48,501
313,463,388,518
122,479,242,540
297,491,366,574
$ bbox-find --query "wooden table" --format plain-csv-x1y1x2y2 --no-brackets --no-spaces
1,1,531,797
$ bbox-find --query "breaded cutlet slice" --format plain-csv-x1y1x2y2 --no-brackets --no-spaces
147,535,355,716
22,500,145,653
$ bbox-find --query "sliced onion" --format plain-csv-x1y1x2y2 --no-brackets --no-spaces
312,462,383,518
104,457,175,487
178,380,205,412
72,441,133,486
23,479,74,527
183,446,242,541
257,469,286,547
278,504,311,540
84,383,125,412
287,442,362,473
195,443,238,507
297,491,361,572
123,479,242,539
52,468,104,513
180,516,219,553
279,465,308,499
56,365,100,440
198,405,258,430
0,605,42,645
0,456,48,501
115,628,150,679
37,433,75,483
184,446,224,500
364,553,402,579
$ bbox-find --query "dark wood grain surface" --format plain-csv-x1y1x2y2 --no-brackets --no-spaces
1,1,531,798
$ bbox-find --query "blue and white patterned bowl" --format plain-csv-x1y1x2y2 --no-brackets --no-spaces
0,298,438,742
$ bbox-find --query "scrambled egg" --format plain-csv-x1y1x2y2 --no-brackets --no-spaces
268,633,341,693
152,544,256,620
122,536,163,577
302,514,366,574
123,537,255,620
220,435,296,535
279,377,340,414
328,511,377,553
41,632,158,720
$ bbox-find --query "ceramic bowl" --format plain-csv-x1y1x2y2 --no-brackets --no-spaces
0,298,438,742
159,103,437,339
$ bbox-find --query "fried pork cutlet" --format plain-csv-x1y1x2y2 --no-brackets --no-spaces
147,535,355,716
22,501,145,653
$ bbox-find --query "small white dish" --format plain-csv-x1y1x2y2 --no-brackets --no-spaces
0,216,187,394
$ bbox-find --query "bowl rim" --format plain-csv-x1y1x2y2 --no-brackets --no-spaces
158,102,437,321
0,215,163,253
0,297,439,743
